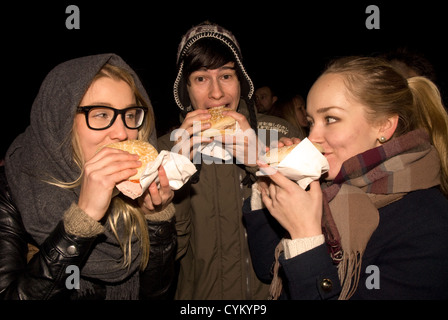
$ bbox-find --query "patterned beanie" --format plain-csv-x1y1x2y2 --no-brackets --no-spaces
173,21,254,112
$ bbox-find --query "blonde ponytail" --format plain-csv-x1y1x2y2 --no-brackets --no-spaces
408,76,448,196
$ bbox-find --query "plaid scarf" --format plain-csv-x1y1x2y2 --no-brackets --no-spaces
269,129,441,299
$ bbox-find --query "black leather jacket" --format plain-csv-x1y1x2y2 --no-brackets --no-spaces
0,166,177,300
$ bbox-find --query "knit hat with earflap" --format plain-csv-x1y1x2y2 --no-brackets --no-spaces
173,21,254,112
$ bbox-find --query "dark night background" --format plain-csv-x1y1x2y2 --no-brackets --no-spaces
2,1,447,158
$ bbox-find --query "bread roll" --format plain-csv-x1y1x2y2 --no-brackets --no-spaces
201,106,236,137
265,142,324,166
265,144,299,166
311,142,324,154
106,140,158,182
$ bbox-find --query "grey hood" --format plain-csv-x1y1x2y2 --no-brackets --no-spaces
5,53,156,244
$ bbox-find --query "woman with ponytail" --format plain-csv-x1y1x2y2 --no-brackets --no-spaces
244,56,448,299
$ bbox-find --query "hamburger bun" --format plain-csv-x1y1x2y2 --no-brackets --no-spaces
201,106,236,137
311,142,324,154
106,140,158,183
265,142,324,166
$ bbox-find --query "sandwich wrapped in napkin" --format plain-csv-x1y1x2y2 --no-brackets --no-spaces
200,106,237,138
257,138,329,189
198,106,259,164
106,140,197,199
199,106,237,161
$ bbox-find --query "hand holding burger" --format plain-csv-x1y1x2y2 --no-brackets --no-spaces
105,140,174,212
256,139,326,238
201,106,262,166
78,142,143,221
106,139,158,185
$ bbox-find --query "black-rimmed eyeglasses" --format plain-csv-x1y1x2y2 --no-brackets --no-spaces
77,106,148,130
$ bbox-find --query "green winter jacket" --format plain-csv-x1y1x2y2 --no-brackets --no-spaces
158,99,302,300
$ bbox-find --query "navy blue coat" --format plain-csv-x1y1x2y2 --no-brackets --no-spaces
243,188,448,299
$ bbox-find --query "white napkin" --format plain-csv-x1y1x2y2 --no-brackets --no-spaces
116,151,197,199
199,122,240,161
251,138,329,210
257,138,329,189
199,123,262,167
199,140,233,161
141,150,197,190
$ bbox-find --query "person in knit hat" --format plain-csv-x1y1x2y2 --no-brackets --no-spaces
158,21,300,299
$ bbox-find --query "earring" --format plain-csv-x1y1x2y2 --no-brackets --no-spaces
378,136,387,143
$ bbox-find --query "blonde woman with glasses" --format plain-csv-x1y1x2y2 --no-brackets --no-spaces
0,54,176,300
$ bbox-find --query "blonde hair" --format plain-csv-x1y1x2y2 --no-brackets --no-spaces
324,56,448,196
59,63,153,270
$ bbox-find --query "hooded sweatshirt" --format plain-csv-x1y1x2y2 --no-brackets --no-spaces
5,53,158,299
158,22,300,299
